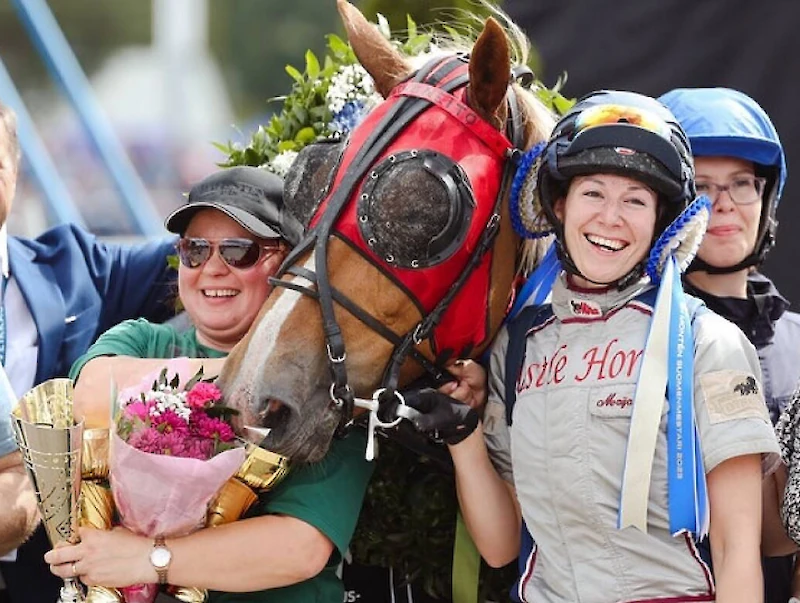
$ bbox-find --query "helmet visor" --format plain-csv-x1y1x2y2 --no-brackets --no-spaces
575,104,673,141
567,104,684,180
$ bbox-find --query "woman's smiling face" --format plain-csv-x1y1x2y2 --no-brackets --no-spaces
556,173,658,288
179,209,286,351
692,156,762,270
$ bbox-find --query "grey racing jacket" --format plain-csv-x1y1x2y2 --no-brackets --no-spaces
483,275,780,603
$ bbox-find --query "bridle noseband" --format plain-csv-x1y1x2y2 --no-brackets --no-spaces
269,55,529,456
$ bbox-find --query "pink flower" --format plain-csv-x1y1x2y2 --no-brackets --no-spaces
158,431,186,456
124,401,150,421
127,427,166,454
190,411,236,443
179,437,215,460
186,382,222,410
115,367,238,465
152,410,189,435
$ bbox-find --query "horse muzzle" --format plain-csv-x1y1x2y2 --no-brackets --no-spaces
232,385,341,464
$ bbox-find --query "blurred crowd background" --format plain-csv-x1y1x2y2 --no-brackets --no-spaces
2,0,800,299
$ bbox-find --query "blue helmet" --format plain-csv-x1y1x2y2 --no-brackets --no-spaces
659,88,786,269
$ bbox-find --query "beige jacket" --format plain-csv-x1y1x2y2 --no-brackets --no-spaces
483,275,780,603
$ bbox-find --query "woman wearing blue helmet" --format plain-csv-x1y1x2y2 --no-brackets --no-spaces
660,87,800,603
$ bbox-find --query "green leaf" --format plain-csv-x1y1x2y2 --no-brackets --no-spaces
553,95,576,116
295,127,317,144
184,367,204,391
207,405,240,420
291,105,308,124
285,64,304,83
169,372,180,389
309,105,329,119
243,148,262,166
405,34,431,56
305,50,320,80
406,14,417,39
442,24,461,40
327,33,350,58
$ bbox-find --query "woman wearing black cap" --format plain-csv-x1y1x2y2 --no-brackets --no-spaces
70,166,299,423
47,166,374,603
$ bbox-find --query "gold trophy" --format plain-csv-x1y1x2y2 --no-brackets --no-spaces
168,443,290,603
11,379,86,603
80,428,123,603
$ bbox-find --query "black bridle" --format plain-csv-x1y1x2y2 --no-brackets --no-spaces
269,55,529,440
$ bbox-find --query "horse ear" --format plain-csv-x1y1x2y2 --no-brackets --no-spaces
468,18,511,130
337,0,413,98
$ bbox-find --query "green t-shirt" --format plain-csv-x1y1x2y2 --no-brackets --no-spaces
210,432,372,603
69,318,225,381
70,318,375,602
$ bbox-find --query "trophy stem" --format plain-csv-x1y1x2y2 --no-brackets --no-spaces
59,577,86,602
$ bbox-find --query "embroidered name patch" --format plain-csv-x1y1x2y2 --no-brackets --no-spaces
591,390,635,418
568,298,602,317
700,370,769,424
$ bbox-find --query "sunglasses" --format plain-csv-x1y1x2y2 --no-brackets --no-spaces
176,237,284,270
575,103,673,142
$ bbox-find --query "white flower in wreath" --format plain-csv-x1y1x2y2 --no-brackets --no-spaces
326,64,382,135
267,150,299,178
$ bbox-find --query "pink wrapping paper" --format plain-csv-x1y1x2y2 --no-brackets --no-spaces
110,434,245,602
111,433,245,537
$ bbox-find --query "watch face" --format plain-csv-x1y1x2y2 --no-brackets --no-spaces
150,546,171,568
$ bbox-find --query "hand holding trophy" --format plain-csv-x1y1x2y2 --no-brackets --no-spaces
11,379,86,603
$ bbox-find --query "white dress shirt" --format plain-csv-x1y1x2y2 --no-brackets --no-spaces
0,224,39,398
0,225,38,563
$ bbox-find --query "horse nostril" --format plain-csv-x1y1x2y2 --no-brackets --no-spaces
260,400,290,428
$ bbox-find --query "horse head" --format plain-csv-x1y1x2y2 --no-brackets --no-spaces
219,0,555,463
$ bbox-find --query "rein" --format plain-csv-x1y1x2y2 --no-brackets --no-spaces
269,55,527,452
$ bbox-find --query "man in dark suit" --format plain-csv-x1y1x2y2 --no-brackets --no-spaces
0,100,176,602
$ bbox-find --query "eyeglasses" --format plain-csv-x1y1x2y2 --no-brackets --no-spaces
574,104,673,142
695,176,766,206
176,237,285,270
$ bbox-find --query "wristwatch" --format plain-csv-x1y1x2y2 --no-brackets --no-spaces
149,536,172,584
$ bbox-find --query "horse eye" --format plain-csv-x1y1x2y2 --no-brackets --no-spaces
357,150,475,269
284,141,345,228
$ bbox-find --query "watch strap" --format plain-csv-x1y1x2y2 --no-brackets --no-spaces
153,536,169,585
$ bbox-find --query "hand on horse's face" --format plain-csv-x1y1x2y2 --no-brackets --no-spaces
438,359,487,411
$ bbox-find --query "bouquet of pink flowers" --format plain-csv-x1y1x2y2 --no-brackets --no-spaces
116,369,236,461
110,359,245,603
